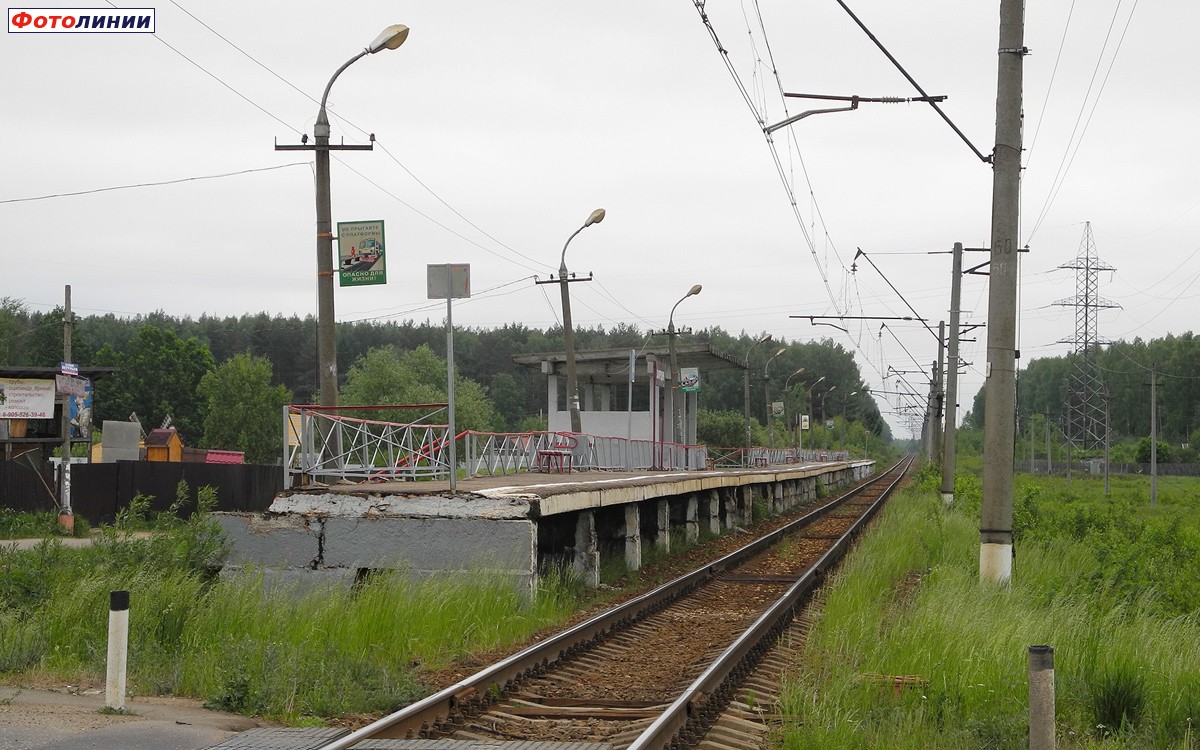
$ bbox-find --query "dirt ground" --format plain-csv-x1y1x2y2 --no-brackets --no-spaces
0,682,270,750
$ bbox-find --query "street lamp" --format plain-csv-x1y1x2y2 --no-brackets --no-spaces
667,283,702,443
783,368,805,449
559,208,606,433
743,334,772,459
799,374,824,452
783,368,806,391
302,24,410,407
763,347,786,450
820,384,838,448
841,390,859,451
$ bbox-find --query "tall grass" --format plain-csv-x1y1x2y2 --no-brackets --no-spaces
0,490,580,723
780,480,1200,749
176,566,577,719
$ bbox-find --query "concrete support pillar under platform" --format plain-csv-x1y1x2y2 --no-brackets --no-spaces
655,499,670,553
741,486,755,528
722,488,738,531
685,495,699,544
573,510,599,588
705,490,721,536
624,504,642,571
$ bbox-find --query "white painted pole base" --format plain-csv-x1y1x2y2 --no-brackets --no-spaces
979,542,1012,584
941,491,954,507
105,590,130,711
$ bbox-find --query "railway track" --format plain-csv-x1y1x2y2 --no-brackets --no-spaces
298,456,913,750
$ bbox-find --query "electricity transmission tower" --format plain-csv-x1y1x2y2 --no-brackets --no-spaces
1053,222,1119,451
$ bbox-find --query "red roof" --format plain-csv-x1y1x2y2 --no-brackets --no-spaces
205,450,244,464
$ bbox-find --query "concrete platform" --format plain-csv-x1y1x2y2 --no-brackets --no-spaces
214,461,873,593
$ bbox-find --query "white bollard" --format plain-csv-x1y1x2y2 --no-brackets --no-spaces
105,590,130,711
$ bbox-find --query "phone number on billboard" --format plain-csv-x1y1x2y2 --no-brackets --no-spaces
2,411,49,419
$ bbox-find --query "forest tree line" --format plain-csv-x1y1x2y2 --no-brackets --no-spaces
0,298,885,462
965,333,1200,457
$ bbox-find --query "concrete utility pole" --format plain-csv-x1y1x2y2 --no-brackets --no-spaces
1150,366,1158,506
743,335,772,461
980,0,1027,585
935,323,945,462
1045,409,1052,476
1104,386,1111,496
60,285,74,527
556,209,605,434
1028,415,1035,472
666,284,702,444
275,25,411,408
941,243,963,503
925,360,940,462
763,347,786,450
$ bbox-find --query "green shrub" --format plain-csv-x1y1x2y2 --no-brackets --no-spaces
1087,659,1146,735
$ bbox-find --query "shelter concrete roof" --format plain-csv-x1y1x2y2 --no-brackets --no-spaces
513,343,746,385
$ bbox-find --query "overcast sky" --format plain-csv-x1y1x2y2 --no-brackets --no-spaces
3,1,1196,438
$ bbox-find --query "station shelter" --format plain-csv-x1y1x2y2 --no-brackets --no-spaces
513,343,746,445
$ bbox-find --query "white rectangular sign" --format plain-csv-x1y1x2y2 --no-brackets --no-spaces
426,264,471,299
0,378,56,419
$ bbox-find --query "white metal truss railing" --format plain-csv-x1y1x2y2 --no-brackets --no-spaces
464,431,710,476
731,446,851,467
285,412,849,487
285,405,452,487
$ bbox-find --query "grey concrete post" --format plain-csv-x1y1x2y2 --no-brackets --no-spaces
685,495,699,544
655,499,670,553
980,0,1026,584
624,504,641,571
941,242,963,505
722,489,737,531
560,266,580,434
1028,645,1055,750
573,511,599,588
741,487,754,528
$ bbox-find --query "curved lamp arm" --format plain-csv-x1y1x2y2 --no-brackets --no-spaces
560,208,606,272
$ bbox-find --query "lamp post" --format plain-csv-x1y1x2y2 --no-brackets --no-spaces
820,384,838,448
667,283,702,444
559,208,606,434
783,368,805,449
841,390,859,451
289,24,410,408
801,375,824,452
783,368,806,391
743,334,772,460
763,348,786,450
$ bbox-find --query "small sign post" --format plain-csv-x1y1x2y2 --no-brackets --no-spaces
427,264,470,491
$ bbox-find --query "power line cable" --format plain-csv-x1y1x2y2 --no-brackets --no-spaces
1024,0,1078,169
373,140,552,272
1025,0,1141,243
0,163,309,204
332,156,545,274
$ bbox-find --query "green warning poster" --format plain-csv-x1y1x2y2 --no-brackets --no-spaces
337,220,386,287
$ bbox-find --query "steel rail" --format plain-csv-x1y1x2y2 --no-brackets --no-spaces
317,457,910,749
627,455,912,749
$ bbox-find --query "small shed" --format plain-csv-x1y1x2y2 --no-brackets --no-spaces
145,427,183,462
